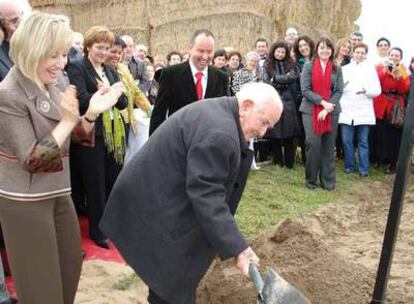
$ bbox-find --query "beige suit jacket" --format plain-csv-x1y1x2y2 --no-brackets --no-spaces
0,67,71,201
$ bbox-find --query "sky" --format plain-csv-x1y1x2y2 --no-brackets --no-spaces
16,0,414,64
357,0,413,65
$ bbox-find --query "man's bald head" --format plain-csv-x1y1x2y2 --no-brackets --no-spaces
236,83,283,140
121,35,134,61
0,1,23,40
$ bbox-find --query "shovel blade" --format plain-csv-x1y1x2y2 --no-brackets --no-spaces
262,267,311,304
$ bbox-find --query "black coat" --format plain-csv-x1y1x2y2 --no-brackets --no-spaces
149,61,229,135
66,57,128,135
101,96,252,304
264,62,302,138
0,42,13,82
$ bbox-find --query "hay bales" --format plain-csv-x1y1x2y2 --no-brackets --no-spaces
29,0,361,57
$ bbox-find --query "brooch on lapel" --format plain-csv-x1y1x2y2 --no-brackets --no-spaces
39,100,51,113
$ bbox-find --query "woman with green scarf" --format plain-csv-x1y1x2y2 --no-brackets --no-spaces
105,36,152,164
67,26,128,249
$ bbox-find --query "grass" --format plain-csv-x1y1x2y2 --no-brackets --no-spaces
112,273,141,291
236,160,385,237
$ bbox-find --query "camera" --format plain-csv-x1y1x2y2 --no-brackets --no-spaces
386,60,398,72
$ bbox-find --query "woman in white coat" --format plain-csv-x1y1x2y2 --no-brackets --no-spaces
339,43,381,176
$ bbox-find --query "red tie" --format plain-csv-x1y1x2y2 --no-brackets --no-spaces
195,72,203,100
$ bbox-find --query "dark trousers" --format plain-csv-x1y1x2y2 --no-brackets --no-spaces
77,136,123,241
369,118,402,167
69,142,86,214
335,124,343,159
148,289,172,304
269,137,297,168
0,195,82,304
302,113,338,189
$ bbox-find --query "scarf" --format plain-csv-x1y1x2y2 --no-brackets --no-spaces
98,74,126,165
311,58,332,135
116,63,151,134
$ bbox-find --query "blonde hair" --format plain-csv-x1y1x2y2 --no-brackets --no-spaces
10,12,73,88
334,38,353,60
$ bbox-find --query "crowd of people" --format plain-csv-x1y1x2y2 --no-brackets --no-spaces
0,1,412,303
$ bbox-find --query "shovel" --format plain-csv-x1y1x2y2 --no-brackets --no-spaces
249,264,311,304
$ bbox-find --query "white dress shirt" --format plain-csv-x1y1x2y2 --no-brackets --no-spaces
189,60,208,99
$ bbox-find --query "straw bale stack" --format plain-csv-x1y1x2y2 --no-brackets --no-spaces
29,0,361,58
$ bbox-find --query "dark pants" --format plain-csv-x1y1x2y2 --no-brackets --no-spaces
269,137,297,168
69,142,86,214
148,289,172,304
302,113,338,189
369,119,402,167
77,136,123,241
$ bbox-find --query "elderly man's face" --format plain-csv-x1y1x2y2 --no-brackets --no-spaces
0,2,22,40
246,57,258,70
239,101,279,140
122,36,134,60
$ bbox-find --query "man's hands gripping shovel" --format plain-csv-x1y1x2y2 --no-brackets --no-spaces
236,247,311,304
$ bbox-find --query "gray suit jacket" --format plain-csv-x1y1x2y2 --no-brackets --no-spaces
299,61,344,115
101,96,252,304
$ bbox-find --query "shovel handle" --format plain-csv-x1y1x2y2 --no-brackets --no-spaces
249,263,264,296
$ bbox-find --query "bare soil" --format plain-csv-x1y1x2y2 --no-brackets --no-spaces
76,176,414,303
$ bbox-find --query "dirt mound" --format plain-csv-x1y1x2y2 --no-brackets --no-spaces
197,178,413,304
198,219,376,304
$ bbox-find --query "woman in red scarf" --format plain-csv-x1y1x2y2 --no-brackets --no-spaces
299,37,344,190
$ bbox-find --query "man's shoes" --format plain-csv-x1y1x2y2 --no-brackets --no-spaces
94,238,109,249
359,172,368,177
306,182,317,190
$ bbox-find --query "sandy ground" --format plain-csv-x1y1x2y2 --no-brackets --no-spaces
75,176,414,303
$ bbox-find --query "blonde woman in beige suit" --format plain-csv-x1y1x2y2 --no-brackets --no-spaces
0,13,122,304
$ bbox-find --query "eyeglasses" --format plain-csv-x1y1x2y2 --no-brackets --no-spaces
94,45,110,52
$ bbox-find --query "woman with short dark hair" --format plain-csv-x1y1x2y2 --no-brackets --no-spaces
339,42,381,176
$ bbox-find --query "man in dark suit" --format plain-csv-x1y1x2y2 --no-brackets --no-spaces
100,82,283,304
0,1,22,82
149,29,229,135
